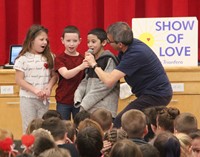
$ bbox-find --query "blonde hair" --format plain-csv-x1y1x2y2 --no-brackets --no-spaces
32,128,54,141
175,133,193,157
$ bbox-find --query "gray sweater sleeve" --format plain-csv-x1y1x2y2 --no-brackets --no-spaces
80,58,118,110
74,75,88,106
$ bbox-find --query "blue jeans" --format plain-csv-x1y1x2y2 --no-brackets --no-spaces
56,103,80,120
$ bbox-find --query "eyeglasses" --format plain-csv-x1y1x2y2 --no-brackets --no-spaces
107,38,116,44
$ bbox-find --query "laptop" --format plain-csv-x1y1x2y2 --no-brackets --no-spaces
4,45,22,69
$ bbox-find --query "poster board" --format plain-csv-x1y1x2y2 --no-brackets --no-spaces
132,17,198,67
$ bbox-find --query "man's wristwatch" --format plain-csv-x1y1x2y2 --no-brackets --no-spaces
92,63,98,69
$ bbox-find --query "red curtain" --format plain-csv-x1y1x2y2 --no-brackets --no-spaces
0,0,199,65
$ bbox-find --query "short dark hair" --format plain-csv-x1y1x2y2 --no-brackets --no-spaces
74,110,91,128
42,110,62,120
41,117,67,141
139,144,160,157
88,28,107,42
154,131,180,157
76,126,103,157
174,112,198,134
109,139,142,157
62,25,80,38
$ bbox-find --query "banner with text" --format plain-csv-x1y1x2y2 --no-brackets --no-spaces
132,17,198,67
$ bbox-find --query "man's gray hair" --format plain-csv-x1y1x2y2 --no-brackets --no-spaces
107,22,133,45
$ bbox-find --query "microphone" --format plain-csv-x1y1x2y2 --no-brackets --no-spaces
88,48,94,54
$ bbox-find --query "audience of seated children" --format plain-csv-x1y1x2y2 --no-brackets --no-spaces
121,109,148,145
189,129,200,157
76,126,103,157
91,108,113,133
109,139,143,157
153,131,181,157
41,117,79,157
174,112,198,134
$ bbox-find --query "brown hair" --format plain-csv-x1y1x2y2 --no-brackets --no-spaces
91,108,113,132
78,118,104,137
121,109,147,138
157,107,180,133
109,139,142,157
16,24,54,69
26,118,44,134
174,112,198,134
62,25,80,38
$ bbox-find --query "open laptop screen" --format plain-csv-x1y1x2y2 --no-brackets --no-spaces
9,45,22,65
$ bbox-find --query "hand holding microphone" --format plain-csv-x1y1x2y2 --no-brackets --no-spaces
87,48,94,54
85,49,97,68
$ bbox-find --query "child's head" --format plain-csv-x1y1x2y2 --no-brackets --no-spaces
73,110,91,129
104,128,128,143
156,107,180,134
76,126,103,157
88,28,107,43
61,25,81,54
32,136,56,156
175,132,193,157
189,130,200,157
41,117,67,141
42,110,63,120
91,108,113,132
17,24,54,69
121,109,147,139
139,144,160,157
143,106,167,141
78,118,104,137
154,131,181,157
109,139,142,157
23,25,49,53
174,112,198,134
62,25,80,38
87,28,107,56
38,148,71,157
26,118,44,134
